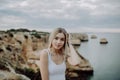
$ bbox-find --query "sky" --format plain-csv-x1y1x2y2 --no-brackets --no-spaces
0,0,120,33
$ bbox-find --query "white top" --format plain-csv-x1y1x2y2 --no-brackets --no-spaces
47,49,66,80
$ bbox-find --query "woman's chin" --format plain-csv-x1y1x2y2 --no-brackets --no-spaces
54,47,62,50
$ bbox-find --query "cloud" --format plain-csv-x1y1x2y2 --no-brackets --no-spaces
0,15,26,30
1,0,120,17
67,27,120,33
90,1,120,16
0,0,120,32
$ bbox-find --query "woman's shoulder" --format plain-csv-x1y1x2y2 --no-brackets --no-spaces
36,49,49,67
40,48,49,58
40,48,49,53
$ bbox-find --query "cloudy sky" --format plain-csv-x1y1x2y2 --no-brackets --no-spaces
0,0,120,32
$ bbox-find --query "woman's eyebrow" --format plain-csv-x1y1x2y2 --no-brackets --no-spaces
55,36,65,39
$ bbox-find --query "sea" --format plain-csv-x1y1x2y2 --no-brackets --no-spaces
78,33,120,80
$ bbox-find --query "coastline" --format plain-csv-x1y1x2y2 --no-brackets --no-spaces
0,28,93,80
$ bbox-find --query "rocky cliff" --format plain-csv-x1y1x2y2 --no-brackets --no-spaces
0,29,93,80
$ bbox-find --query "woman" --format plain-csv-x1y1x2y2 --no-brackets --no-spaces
38,28,81,80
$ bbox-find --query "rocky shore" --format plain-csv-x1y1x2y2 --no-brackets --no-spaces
0,28,93,80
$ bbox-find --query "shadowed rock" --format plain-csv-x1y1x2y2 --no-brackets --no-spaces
0,71,30,80
100,38,108,44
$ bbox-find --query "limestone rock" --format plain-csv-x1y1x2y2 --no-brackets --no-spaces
70,39,81,46
100,38,108,44
0,70,30,80
91,34,97,39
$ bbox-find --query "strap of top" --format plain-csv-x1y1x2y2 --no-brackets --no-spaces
46,48,66,64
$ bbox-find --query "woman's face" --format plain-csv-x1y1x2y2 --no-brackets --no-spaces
52,33,65,50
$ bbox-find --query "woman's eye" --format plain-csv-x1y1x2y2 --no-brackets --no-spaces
61,38,65,41
55,37,58,40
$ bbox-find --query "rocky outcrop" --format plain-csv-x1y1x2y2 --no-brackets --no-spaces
91,34,97,39
0,51,30,80
70,39,81,46
66,50,93,79
70,33,88,42
0,29,93,80
100,38,108,44
0,70,30,80
80,33,89,41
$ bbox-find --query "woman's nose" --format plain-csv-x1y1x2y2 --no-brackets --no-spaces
57,39,61,43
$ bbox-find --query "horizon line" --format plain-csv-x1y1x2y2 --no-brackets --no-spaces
0,27,120,33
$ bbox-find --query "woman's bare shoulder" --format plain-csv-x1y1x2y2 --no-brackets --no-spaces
40,49,48,58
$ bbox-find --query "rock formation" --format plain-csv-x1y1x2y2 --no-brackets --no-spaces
91,34,97,39
0,29,93,80
100,38,108,44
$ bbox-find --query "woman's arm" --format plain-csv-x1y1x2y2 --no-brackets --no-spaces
39,50,49,80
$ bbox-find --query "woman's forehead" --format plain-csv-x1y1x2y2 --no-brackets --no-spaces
55,33,65,38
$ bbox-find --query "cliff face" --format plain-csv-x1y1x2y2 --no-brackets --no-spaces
0,70,30,80
0,29,93,80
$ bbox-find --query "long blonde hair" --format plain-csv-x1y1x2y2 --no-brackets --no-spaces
48,28,68,55
48,28,81,65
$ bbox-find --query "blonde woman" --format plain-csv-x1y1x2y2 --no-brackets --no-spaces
38,28,81,80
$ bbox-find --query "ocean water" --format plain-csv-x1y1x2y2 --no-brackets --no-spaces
78,33,120,80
